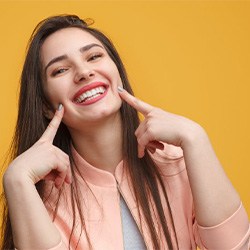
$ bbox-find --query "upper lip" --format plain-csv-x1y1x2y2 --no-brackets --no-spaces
73,82,108,102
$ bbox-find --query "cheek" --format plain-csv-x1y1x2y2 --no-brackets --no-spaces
44,82,66,107
101,60,122,84
110,68,123,88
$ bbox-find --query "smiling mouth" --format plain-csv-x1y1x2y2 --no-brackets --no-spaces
74,86,106,104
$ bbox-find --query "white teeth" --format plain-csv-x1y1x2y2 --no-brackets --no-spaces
91,89,97,95
75,86,106,103
86,91,92,97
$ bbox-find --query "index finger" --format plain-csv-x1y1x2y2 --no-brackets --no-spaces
118,87,153,116
40,104,64,142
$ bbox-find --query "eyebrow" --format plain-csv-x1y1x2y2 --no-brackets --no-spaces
44,43,104,73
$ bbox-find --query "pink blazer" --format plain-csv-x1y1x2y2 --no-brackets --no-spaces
45,144,250,249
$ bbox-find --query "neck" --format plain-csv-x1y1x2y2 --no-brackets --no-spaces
69,113,123,175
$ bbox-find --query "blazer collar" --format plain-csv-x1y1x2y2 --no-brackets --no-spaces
71,145,124,187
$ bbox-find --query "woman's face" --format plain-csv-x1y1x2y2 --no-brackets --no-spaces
41,27,123,129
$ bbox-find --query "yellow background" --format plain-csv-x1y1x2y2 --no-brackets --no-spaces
0,0,249,221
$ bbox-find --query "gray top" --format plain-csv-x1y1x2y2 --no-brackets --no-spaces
120,196,147,250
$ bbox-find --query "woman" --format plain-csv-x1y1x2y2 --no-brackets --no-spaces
1,14,249,250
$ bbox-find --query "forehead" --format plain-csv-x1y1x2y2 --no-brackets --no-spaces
41,27,103,65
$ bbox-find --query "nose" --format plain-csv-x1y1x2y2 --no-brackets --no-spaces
74,66,95,83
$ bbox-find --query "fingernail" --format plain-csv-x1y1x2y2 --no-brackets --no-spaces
118,86,124,92
58,104,63,111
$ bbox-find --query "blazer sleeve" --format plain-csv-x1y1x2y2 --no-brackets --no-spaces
150,143,250,250
193,202,250,250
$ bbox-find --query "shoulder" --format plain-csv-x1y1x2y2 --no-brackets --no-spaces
149,142,186,176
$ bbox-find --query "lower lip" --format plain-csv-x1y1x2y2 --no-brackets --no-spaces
74,87,108,106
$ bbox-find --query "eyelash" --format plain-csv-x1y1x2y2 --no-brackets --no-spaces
88,53,103,61
52,68,68,76
51,53,103,76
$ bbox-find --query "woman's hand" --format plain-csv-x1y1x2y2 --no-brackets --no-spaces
3,105,70,249
118,87,205,158
4,105,71,189
119,87,242,230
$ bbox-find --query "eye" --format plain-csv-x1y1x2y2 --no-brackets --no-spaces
52,68,68,76
88,53,103,62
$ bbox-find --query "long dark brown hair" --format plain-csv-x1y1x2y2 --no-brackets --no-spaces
1,15,178,249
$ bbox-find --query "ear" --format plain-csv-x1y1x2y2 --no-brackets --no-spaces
42,103,54,120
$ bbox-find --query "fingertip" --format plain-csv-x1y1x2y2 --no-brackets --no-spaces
138,146,145,158
138,153,144,158
117,86,124,93
54,177,62,189
55,104,64,118
66,180,72,185
65,175,72,185
58,103,63,111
